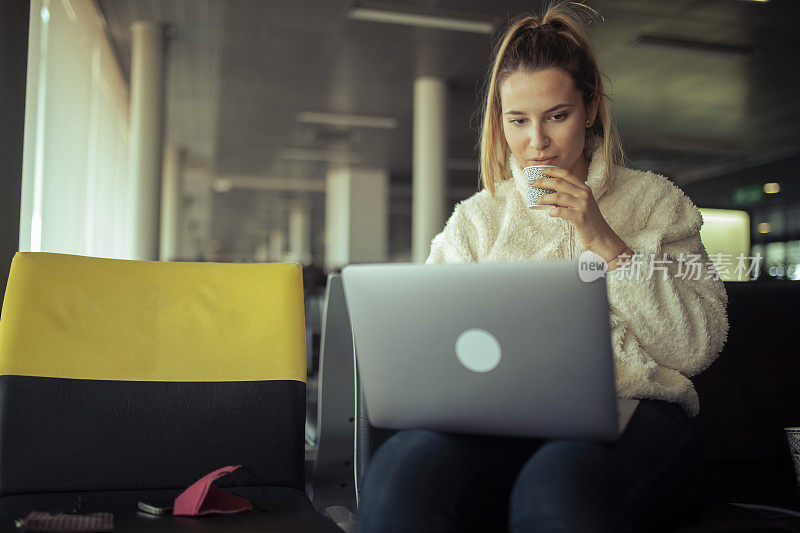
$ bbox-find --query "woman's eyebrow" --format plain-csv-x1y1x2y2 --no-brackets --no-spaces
504,104,574,115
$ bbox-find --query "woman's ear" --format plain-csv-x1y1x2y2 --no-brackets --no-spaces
587,94,600,125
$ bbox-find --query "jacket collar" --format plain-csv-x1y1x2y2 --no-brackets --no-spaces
509,145,611,203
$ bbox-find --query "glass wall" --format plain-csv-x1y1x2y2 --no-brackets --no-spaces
20,0,130,259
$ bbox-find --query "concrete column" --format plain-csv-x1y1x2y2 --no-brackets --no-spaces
412,76,447,263
324,165,388,270
180,170,211,261
128,21,166,260
288,206,311,265
254,242,269,262
269,228,285,262
159,146,185,261
325,165,350,269
195,173,213,261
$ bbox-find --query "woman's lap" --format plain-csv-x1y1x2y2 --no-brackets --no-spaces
357,428,542,532
357,399,701,533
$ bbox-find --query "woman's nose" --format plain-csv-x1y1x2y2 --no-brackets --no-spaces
527,125,549,151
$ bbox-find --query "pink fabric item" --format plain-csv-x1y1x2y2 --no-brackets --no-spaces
173,465,254,516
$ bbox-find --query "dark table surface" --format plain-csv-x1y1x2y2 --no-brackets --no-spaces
0,486,342,532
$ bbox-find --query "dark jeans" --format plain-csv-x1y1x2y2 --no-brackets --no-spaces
357,399,701,533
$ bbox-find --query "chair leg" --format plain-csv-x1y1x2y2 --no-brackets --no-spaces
324,505,357,532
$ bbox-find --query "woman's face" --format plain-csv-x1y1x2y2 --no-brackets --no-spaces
499,67,597,178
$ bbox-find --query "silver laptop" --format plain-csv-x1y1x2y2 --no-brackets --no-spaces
341,260,638,442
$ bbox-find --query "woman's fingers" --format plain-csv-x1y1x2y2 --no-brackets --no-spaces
535,190,581,208
538,166,588,188
531,176,586,199
532,167,590,196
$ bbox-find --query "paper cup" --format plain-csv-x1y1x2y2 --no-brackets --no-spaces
523,165,557,209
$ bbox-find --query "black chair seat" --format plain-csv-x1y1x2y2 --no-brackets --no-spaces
652,496,800,532
0,486,342,532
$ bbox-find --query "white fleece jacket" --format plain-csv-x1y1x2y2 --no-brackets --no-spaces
425,146,729,416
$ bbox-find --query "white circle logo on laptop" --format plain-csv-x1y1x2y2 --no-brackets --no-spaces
455,329,502,373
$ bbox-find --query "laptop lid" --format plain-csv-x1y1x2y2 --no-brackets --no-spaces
342,260,632,442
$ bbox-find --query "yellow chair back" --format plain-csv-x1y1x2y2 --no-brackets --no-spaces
0,252,306,382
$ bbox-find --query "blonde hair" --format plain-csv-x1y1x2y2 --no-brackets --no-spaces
478,1,625,196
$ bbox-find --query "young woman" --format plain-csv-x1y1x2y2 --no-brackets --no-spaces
357,2,729,532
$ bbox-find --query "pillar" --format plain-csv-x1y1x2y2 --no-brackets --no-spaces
288,205,311,265
269,228,285,262
128,21,166,260
412,76,447,263
159,145,185,261
324,165,388,270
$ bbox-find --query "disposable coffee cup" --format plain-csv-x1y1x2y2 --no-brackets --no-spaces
785,427,800,487
523,165,557,208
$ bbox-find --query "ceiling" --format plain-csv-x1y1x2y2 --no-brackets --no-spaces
96,0,800,258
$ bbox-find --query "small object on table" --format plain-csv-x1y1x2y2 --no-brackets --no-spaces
14,511,113,532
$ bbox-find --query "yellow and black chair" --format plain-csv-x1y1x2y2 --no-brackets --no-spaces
0,252,341,531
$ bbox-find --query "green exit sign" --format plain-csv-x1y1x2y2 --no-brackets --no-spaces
732,185,763,206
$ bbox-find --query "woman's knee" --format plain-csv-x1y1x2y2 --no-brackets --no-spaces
513,440,615,491
357,429,470,531
509,440,624,533
361,429,457,493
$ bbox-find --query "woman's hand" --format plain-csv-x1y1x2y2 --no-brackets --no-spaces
532,166,629,264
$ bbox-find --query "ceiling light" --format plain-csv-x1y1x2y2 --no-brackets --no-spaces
211,179,232,193
655,135,739,154
633,35,754,58
214,176,326,193
763,182,780,194
297,112,398,129
279,148,362,164
348,5,495,34
757,222,771,234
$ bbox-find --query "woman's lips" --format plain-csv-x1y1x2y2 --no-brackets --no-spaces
527,157,556,165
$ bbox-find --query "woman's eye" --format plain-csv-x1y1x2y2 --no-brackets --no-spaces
510,118,527,126
550,113,567,121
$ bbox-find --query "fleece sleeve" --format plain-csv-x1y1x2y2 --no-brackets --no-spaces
425,204,477,265
604,193,729,379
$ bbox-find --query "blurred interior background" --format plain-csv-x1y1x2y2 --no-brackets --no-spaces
7,0,800,290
